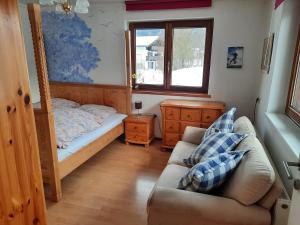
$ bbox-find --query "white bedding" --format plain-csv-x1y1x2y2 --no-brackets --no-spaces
54,107,101,148
57,113,127,162
78,104,117,124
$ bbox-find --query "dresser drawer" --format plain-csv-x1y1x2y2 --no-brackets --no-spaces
202,109,220,123
126,122,147,133
181,109,201,122
201,123,211,129
164,133,180,146
126,132,148,142
180,122,202,133
165,107,180,120
165,120,180,133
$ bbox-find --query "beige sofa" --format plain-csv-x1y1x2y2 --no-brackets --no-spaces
148,117,282,225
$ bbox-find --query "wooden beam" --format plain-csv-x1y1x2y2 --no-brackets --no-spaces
27,3,52,113
0,0,48,224
27,3,62,202
125,30,132,88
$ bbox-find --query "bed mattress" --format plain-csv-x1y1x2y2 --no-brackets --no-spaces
58,113,127,162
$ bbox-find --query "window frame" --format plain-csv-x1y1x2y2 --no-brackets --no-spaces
286,26,300,127
129,19,214,95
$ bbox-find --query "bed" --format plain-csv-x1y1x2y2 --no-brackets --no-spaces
57,113,127,162
33,82,131,202
28,4,132,202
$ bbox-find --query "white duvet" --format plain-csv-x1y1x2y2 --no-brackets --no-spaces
35,98,117,148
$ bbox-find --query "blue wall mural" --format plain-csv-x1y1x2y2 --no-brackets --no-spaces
42,12,100,83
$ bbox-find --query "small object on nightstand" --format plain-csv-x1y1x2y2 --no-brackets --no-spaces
124,114,155,148
135,101,142,116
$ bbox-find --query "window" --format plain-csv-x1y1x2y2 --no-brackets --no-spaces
129,19,213,95
286,26,300,126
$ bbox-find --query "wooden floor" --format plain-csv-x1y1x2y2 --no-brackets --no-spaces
46,139,170,225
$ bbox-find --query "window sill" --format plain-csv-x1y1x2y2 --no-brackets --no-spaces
132,89,211,98
265,113,300,157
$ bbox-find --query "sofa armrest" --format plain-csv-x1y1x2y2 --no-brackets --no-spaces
148,187,271,225
181,126,206,145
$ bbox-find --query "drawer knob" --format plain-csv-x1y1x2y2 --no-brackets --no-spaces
206,116,210,119
187,115,191,118
134,126,137,129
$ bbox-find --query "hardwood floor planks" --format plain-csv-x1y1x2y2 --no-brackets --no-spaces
46,139,170,225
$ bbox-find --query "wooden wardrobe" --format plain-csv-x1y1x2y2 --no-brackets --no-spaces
0,0,47,225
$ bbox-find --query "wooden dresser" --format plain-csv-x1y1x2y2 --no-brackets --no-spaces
160,100,225,149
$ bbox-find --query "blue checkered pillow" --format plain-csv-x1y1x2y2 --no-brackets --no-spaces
183,132,247,167
178,150,249,192
203,107,236,139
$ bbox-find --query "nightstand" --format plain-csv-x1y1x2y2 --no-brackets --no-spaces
124,114,155,148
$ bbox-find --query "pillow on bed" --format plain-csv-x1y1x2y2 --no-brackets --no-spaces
33,98,80,109
79,104,117,123
52,98,80,108
54,108,101,148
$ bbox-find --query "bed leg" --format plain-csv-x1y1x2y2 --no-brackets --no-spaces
49,176,62,202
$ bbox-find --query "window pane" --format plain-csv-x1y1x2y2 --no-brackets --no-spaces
171,28,206,87
291,55,300,112
135,29,165,85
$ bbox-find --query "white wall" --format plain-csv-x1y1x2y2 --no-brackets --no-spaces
19,4,40,103
255,0,300,195
126,0,269,136
21,0,270,136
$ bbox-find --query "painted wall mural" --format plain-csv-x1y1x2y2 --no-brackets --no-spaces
42,11,100,83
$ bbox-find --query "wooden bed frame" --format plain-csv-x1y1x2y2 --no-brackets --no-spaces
28,4,132,202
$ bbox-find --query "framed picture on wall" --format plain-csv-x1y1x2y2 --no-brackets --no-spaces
227,47,244,68
261,33,275,73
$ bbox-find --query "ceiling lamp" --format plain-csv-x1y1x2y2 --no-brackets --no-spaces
39,0,90,14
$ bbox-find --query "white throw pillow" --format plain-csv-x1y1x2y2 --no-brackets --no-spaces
33,98,80,109
221,135,275,205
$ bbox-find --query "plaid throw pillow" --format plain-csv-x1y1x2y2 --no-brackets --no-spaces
178,150,249,192
183,132,247,167
203,107,237,139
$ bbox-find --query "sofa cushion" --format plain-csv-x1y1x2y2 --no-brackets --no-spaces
257,176,283,209
234,116,256,136
168,141,197,166
178,151,248,192
221,135,275,205
148,187,271,225
203,107,236,139
181,127,206,145
156,164,189,189
183,132,247,167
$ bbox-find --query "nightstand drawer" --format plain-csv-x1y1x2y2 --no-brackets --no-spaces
165,120,180,133
126,132,148,142
164,133,180,146
126,122,147,133
165,107,180,120
202,109,220,123
181,109,201,122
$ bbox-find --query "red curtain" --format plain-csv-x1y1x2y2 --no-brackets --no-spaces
275,0,285,9
125,0,212,11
